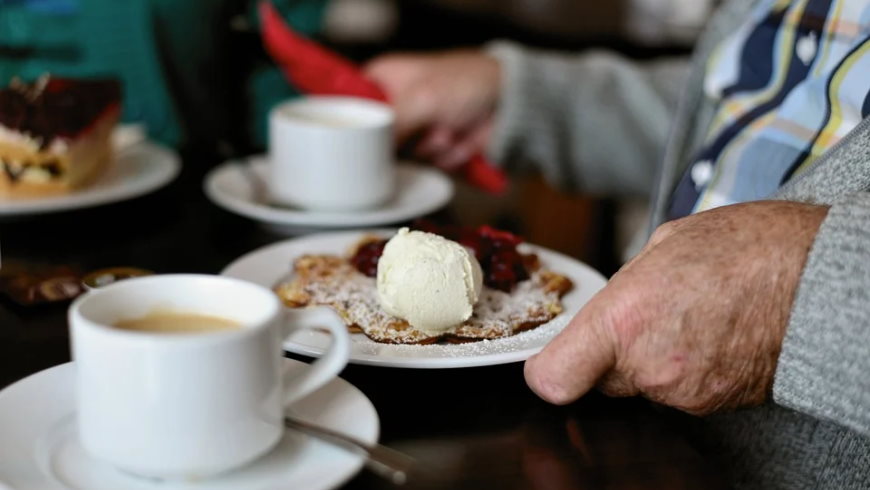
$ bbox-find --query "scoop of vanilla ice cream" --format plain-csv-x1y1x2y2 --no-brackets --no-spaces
376,228,483,334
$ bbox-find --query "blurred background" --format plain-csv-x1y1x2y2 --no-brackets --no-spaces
318,0,715,274
0,0,717,274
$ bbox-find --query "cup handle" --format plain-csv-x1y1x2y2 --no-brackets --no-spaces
281,306,351,406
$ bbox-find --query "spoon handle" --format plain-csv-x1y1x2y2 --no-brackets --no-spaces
283,415,414,485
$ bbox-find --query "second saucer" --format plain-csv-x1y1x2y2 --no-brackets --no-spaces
203,157,454,231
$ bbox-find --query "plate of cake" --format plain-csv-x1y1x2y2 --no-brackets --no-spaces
0,76,179,216
222,224,607,368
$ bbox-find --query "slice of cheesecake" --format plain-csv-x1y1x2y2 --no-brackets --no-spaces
0,76,121,197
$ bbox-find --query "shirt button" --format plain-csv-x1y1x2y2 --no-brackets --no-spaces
691,160,714,190
797,31,818,65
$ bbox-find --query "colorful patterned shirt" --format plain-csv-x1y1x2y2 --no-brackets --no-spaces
668,0,870,219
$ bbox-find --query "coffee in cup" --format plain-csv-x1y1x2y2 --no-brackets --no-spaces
113,310,241,333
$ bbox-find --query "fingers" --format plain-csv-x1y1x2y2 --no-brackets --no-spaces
434,120,493,170
416,126,454,159
364,55,434,141
434,139,475,171
411,119,493,171
363,53,416,95
364,50,499,148
524,298,619,405
391,92,439,143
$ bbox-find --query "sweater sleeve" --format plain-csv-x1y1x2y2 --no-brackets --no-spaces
774,191,870,437
485,41,690,198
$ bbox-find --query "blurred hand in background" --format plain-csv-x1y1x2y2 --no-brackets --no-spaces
364,50,501,170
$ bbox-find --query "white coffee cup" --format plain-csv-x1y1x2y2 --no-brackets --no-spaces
268,96,396,211
68,274,350,480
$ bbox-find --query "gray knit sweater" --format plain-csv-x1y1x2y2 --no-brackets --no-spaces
486,0,870,487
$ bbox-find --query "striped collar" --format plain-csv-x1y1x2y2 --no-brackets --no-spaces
668,0,870,219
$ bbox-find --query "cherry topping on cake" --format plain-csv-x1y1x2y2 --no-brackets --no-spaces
351,239,387,277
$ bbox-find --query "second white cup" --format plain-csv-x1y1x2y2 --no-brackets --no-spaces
268,96,396,211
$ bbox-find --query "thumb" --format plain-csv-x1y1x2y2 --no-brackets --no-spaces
524,296,617,405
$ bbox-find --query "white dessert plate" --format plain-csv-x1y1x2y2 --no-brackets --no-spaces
0,142,180,217
221,230,608,369
203,157,454,230
0,361,378,490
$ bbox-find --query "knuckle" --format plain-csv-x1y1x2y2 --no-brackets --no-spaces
364,56,403,78
649,220,678,245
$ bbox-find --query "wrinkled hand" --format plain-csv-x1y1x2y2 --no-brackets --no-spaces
364,50,501,170
525,201,829,415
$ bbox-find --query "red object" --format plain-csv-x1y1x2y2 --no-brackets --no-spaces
477,224,524,247
350,239,387,277
258,1,508,194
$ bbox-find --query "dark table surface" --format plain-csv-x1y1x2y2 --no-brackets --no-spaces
0,157,726,489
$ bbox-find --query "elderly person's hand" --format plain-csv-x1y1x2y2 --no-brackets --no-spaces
364,50,500,170
525,201,829,415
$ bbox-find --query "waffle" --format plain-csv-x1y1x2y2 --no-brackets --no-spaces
275,237,573,344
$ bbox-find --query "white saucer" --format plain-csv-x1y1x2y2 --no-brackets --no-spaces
0,142,180,217
0,361,379,490
203,157,454,230
221,229,608,369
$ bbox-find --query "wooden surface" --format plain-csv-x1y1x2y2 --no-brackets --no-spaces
0,159,725,489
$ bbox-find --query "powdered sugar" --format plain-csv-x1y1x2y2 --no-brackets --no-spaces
282,253,570,345
350,313,570,358
222,229,608,367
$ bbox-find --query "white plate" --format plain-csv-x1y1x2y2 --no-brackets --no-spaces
203,157,454,229
0,361,379,490
221,230,608,369
0,142,180,216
